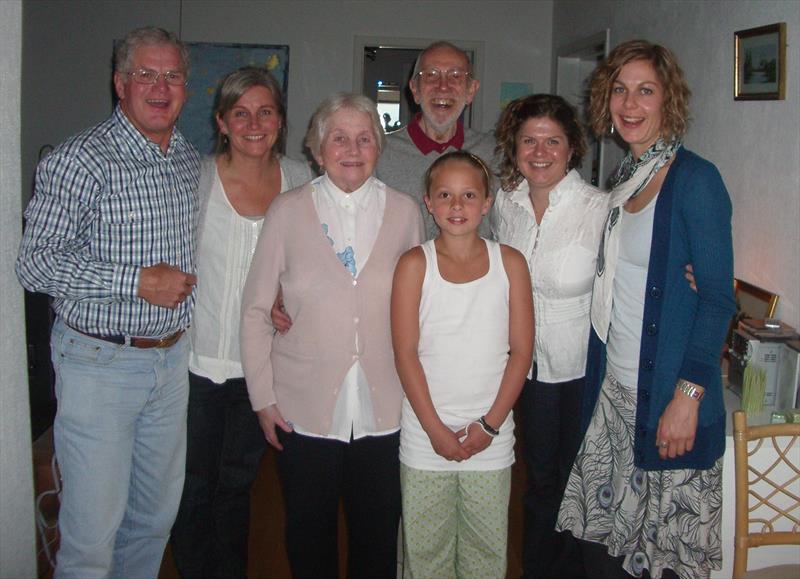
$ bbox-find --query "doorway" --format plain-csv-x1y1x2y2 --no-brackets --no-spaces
555,30,610,188
362,45,419,133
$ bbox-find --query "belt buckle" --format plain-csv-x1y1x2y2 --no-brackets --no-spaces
156,332,178,348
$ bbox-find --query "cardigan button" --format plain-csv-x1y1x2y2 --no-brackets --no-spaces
642,359,654,370
649,286,662,299
637,427,646,438
640,390,650,401
646,323,658,336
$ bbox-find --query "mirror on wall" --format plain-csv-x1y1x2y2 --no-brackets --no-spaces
376,83,403,134
555,29,610,188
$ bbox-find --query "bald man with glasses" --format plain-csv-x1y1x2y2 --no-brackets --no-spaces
376,41,496,239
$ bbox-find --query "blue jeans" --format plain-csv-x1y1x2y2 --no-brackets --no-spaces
50,317,189,579
170,373,266,579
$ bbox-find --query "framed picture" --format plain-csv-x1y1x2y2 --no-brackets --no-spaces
726,278,780,352
734,278,779,320
734,22,786,100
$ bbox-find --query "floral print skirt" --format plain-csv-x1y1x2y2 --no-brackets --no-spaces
556,374,723,579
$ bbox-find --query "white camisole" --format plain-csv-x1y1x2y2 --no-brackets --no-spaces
400,238,515,471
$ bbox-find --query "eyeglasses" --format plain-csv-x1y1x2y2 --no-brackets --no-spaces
127,68,187,86
416,68,470,85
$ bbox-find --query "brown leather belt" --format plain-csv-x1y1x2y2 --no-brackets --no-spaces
69,325,184,349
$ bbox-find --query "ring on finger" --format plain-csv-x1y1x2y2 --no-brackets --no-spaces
658,441,668,448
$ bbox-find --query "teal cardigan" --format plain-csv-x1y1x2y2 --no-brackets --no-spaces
581,147,736,470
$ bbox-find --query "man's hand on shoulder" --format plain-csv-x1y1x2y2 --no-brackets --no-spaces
138,263,196,309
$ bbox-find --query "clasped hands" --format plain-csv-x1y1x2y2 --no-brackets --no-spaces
428,419,494,462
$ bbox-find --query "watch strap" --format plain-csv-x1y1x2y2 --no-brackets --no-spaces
478,415,500,437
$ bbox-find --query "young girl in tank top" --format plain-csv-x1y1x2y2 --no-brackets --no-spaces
391,151,533,578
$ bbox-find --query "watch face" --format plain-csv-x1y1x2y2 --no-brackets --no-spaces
679,380,703,400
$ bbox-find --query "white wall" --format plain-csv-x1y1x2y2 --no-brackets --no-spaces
0,0,36,575
22,0,553,200
552,0,800,328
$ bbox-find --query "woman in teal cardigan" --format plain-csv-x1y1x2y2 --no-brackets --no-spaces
557,40,735,579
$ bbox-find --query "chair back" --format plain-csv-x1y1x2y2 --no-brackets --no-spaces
733,410,800,578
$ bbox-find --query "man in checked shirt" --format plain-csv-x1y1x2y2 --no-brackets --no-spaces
16,27,200,578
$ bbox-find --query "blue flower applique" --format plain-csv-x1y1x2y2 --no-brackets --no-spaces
337,246,357,276
321,223,357,276
321,223,334,246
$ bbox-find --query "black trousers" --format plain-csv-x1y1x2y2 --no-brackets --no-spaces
578,539,681,579
170,373,267,579
276,429,401,579
521,369,586,579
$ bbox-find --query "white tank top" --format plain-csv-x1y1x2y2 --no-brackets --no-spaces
400,238,515,471
607,195,658,386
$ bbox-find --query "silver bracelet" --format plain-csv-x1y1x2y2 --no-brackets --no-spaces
676,379,705,402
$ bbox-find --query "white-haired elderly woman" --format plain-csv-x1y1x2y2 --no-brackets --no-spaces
240,92,424,578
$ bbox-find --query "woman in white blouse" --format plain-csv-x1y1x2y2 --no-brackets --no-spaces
170,67,312,579
490,94,608,579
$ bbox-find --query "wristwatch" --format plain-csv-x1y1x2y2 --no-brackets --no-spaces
676,379,705,402
478,416,500,437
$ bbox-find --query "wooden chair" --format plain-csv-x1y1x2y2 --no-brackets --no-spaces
733,410,800,578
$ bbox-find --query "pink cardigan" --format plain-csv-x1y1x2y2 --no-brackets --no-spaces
240,179,424,435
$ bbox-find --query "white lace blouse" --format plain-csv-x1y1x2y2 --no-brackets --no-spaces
490,170,609,383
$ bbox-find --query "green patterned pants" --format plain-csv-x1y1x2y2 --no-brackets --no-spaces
400,464,511,579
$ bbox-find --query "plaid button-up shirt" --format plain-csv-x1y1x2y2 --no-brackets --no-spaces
17,106,200,338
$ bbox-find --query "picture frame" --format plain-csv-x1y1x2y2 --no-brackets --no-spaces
734,22,786,100
734,278,780,320
726,278,780,353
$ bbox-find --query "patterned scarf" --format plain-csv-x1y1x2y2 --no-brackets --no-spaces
591,138,682,342
612,137,682,193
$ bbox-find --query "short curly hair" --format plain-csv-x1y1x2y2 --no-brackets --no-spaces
588,40,691,141
494,94,586,192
